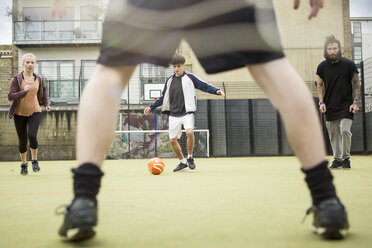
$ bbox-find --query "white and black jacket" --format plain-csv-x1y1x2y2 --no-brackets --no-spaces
150,71,220,115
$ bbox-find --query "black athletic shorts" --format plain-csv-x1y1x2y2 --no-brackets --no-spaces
97,0,285,74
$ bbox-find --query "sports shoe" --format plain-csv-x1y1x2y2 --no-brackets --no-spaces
304,197,349,239
57,198,97,241
329,160,342,169
187,157,196,170
20,163,28,175
342,158,351,169
173,162,189,172
32,160,40,172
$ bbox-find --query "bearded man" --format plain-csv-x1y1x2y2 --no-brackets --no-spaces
316,35,361,169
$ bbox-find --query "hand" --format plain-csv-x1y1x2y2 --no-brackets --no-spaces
293,0,324,20
144,107,151,115
51,0,66,19
319,103,326,113
24,85,31,92
349,103,359,114
217,90,225,97
46,106,51,112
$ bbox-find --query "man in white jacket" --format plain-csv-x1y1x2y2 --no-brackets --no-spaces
144,54,225,172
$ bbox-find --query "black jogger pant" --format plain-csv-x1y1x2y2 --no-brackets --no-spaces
13,112,42,153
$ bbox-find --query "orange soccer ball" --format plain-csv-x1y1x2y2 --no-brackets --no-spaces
148,157,165,175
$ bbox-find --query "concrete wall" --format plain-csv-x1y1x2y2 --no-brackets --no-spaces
0,110,77,161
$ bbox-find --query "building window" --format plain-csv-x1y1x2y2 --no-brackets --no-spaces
22,7,75,40
140,64,173,84
23,7,74,21
140,64,173,101
35,60,76,99
81,60,96,94
80,6,101,38
352,22,362,43
353,46,362,65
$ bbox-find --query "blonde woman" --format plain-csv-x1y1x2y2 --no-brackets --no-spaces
8,53,51,175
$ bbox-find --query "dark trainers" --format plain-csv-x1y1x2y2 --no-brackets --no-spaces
187,157,196,170
173,162,189,172
342,158,351,169
304,198,349,239
57,198,97,241
20,163,28,175
329,160,342,169
32,160,40,172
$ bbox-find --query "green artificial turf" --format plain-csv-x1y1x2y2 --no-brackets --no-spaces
0,156,371,248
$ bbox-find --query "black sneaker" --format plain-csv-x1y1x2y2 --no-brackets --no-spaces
304,198,349,239
32,160,40,172
57,198,97,241
20,163,28,175
329,160,342,169
187,157,196,170
342,158,351,169
173,162,189,172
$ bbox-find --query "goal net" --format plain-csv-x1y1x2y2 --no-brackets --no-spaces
106,129,210,159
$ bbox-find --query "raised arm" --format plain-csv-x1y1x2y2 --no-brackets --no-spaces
293,0,324,20
188,74,222,95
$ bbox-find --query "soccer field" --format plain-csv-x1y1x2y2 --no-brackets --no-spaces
0,156,371,248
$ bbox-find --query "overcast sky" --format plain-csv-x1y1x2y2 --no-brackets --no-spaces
0,0,371,45
0,0,12,45
350,0,372,17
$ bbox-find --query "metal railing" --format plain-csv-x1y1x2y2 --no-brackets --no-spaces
13,20,103,43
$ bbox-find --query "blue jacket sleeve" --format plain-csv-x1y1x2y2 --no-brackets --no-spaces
149,80,168,110
187,73,220,94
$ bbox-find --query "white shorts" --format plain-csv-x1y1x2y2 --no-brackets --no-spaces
168,114,195,139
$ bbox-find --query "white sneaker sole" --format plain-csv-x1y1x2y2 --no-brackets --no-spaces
174,167,190,172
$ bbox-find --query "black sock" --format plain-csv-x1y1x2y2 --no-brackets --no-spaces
72,163,104,206
302,160,338,206
32,160,37,164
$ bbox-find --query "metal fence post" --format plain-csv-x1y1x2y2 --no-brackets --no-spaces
360,61,367,152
